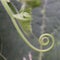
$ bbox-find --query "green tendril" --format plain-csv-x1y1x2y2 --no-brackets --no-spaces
39,33,54,50
1,0,54,53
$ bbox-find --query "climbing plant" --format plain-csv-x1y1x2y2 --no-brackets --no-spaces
0,0,55,60
0,0,55,53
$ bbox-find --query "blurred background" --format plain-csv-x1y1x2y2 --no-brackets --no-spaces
0,0,60,60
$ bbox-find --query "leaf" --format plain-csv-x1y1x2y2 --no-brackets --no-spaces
13,12,32,35
6,1,32,35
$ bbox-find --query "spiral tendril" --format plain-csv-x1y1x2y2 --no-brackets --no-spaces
39,33,54,51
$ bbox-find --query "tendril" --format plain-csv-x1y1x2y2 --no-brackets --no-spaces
39,33,54,51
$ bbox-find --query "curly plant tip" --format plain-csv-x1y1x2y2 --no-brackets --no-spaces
25,33,54,53
39,33,54,52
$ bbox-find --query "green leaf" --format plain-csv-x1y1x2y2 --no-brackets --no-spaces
13,12,32,35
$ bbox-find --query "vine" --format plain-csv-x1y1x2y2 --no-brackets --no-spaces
0,0,54,53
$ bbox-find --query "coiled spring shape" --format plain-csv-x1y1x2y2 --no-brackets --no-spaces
0,0,54,53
